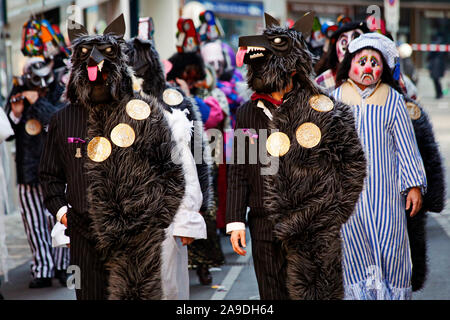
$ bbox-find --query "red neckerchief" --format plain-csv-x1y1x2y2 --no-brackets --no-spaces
251,93,283,106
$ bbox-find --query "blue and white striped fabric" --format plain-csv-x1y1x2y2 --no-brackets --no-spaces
333,81,427,300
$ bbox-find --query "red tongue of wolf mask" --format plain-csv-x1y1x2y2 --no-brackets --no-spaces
236,12,315,94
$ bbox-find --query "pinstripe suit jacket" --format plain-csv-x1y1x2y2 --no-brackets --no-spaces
39,103,93,241
226,100,276,241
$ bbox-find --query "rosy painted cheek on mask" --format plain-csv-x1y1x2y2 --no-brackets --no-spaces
349,63,363,85
375,69,381,78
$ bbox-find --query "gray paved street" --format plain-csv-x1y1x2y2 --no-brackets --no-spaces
0,70,449,300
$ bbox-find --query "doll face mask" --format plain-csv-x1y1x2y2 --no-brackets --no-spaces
336,29,363,62
349,49,383,87
201,41,225,78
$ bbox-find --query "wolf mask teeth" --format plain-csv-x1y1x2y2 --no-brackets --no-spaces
236,12,314,68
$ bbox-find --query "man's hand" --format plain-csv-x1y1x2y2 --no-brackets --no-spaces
60,213,68,228
11,93,25,118
179,236,194,246
22,90,39,105
60,214,70,248
230,230,247,256
406,187,423,217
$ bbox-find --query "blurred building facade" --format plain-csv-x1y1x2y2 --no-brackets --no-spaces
0,0,448,97
287,0,450,68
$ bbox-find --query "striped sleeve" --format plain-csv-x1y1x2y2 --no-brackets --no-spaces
392,92,427,194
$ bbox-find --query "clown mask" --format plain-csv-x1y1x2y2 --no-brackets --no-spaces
349,49,383,88
336,29,363,62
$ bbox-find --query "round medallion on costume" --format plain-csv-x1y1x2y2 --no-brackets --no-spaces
296,122,322,149
87,137,112,162
126,99,151,120
110,123,136,148
309,94,334,112
406,102,421,120
162,88,183,106
25,119,42,136
266,132,290,157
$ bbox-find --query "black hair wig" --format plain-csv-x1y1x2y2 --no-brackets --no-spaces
166,52,206,82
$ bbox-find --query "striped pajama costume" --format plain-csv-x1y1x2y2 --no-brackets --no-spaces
18,184,69,279
334,81,427,300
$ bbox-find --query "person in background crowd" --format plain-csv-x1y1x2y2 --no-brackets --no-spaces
427,33,446,99
312,20,338,73
4,56,69,289
167,17,225,286
305,16,326,59
0,105,14,299
334,32,427,299
315,20,370,92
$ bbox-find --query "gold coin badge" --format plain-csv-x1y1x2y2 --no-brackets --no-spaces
406,102,421,120
266,132,291,157
296,122,322,149
25,119,42,136
162,88,183,106
126,99,151,120
87,137,112,162
110,123,136,148
309,94,334,112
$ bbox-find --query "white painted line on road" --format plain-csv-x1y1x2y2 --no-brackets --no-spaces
429,210,450,237
437,102,449,109
210,242,252,300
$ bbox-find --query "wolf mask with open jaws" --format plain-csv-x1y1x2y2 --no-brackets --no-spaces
236,12,315,93
66,14,133,105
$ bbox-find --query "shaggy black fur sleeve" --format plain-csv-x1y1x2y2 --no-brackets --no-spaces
409,101,445,213
405,99,445,292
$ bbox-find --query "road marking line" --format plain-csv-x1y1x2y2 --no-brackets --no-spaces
210,242,252,300
429,209,450,237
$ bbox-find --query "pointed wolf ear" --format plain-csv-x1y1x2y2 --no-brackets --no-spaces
264,13,280,28
67,20,88,43
292,12,315,37
103,14,126,38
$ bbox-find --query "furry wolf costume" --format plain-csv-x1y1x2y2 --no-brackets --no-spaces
236,13,366,299
403,97,445,291
66,15,185,299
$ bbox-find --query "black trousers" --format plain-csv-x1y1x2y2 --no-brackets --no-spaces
251,239,290,300
70,231,109,300
432,77,443,98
